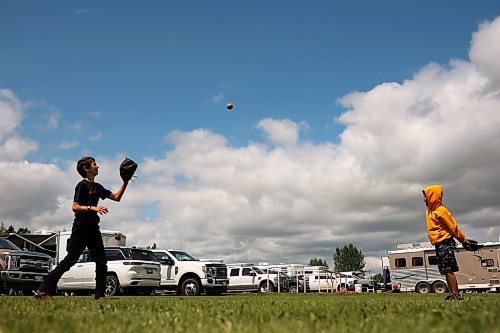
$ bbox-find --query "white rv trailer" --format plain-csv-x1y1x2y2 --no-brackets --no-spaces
387,241,500,293
33,230,126,265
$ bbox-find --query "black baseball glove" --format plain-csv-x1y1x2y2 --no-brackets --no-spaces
462,239,483,252
119,157,138,182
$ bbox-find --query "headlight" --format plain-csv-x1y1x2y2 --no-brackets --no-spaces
202,265,212,277
7,255,20,269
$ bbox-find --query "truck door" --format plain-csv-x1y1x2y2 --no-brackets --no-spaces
228,268,242,290
153,251,175,286
240,267,258,290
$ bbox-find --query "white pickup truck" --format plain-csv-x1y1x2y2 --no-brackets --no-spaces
151,249,229,296
227,264,289,292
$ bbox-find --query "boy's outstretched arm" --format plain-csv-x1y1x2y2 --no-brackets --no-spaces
109,181,129,202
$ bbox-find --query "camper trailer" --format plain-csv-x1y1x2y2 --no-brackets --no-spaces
387,241,500,293
7,230,126,265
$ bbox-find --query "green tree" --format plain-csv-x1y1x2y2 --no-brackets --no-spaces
332,244,366,272
7,225,15,233
0,222,6,234
16,227,31,234
309,258,328,267
371,273,383,283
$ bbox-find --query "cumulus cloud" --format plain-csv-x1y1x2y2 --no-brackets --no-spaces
0,89,38,161
0,89,24,141
0,137,38,161
2,17,500,274
469,18,500,89
257,118,301,147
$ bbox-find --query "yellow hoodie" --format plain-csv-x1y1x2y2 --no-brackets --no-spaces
423,185,466,245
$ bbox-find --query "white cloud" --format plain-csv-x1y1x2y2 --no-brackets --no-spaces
257,118,301,147
57,141,78,150
72,121,84,131
2,17,500,274
469,18,500,89
43,109,60,130
0,137,38,161
0,89,24,141
88,111,102,117
90,132,102,141
0,89,38,161
212,91,224,104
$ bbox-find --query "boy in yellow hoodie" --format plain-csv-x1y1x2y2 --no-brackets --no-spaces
422,185,474,301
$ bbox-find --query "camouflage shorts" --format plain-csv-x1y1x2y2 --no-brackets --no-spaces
435,237,459,275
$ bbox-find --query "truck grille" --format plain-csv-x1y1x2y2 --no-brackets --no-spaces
206,264,227,278
19,256,51,273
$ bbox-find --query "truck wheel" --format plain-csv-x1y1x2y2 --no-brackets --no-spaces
288,285,298,293
432,281,448,294
181,278,201,296
0,279,5,295
416,282,431,294
105,275,120,296
260,282,274,293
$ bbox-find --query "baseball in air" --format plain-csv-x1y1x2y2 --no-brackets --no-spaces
226,103,234,110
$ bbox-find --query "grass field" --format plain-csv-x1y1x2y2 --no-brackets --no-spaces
1,293,499,333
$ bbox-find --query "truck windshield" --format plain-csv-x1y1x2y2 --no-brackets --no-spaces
252,267,265,274
169,250,198,261
0,238,21,250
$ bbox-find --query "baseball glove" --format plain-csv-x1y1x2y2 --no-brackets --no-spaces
119,157,138,182
462,239,483,252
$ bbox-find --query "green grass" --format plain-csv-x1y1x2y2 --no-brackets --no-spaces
1,293,499,333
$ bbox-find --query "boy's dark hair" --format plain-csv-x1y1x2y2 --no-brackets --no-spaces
77,157,95,178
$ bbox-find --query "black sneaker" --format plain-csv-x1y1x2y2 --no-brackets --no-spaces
33,290,53,301
444,293,463,301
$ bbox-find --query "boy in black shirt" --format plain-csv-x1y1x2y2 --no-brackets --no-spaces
35,156,130,300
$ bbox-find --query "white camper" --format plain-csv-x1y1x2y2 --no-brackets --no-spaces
387,241,500,293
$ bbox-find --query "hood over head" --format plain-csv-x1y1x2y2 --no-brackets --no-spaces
423,184,443,211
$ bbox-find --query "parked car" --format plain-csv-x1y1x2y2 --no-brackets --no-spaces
0,237,52,295
151,249,229,296
57,247,160,296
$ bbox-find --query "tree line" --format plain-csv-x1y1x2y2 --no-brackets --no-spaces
308,243,366,271
0,223,30,235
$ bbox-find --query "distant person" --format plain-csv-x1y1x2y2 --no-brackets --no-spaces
34,157,130,301
422,185,474,301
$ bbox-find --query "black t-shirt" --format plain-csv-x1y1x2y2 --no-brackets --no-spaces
74,179,112,223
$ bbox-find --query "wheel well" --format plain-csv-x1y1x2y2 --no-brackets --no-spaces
179,273,202,291
260,280,274,288
415,281,431,290
106,272,121,289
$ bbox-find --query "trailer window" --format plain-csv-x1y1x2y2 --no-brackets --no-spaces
395,258,406,268
412,257,424,267
230,268,240,277
428,256,438,266
481,259,494,267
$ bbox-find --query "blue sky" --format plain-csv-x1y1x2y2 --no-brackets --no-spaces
1,2,500,270
2,1,499,162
